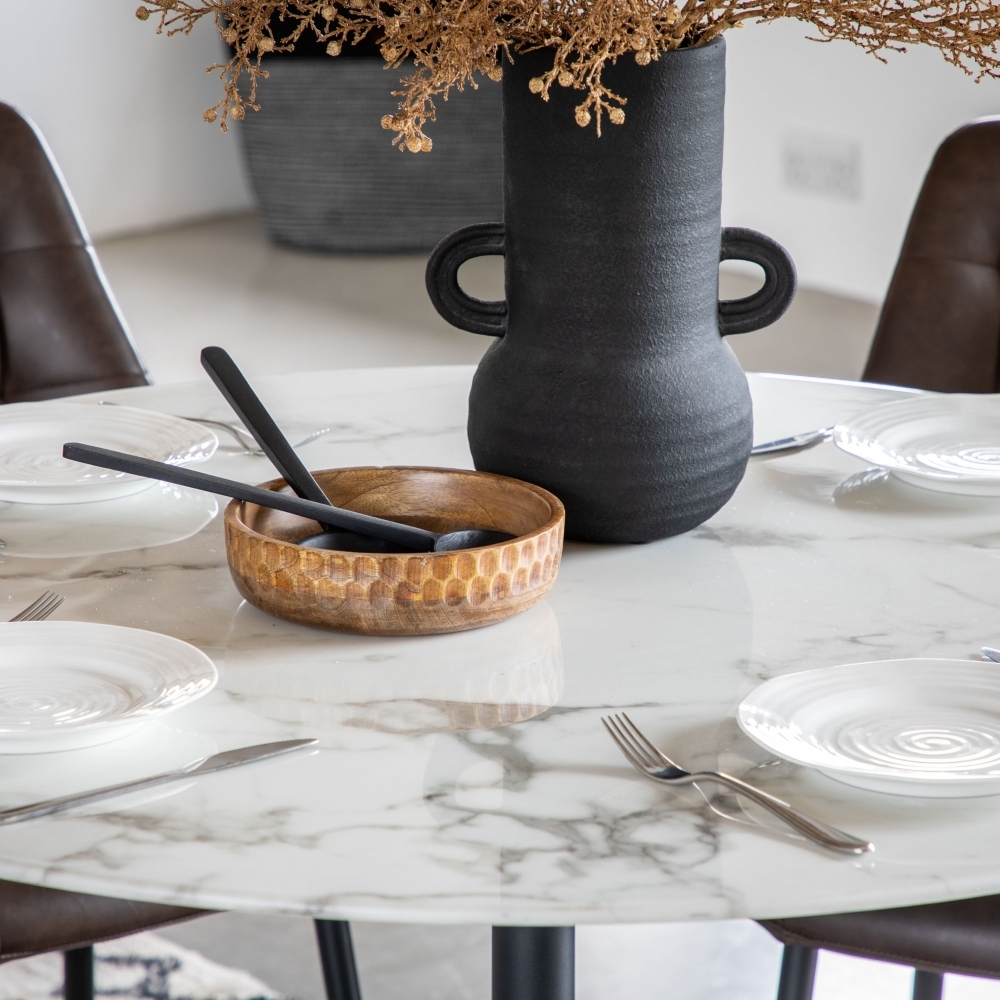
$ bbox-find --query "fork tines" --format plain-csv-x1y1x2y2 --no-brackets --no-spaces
602,713,666,775
9,591,64,623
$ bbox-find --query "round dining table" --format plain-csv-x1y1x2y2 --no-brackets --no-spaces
0,366,997,997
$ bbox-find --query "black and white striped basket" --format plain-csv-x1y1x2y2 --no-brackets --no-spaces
237,57,503,253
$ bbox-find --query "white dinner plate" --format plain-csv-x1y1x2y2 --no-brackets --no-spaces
0,622,218,753
0,483,218,558
0,402,217,504
833,394,1000,495
738,659,1000,797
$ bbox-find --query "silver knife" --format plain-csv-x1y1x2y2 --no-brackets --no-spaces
751,426,835,455
0,739,318,827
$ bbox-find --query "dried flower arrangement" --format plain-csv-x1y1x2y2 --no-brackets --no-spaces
136,0,1000,151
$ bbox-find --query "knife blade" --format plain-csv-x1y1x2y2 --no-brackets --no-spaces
0,738,318,827
750,426,834,456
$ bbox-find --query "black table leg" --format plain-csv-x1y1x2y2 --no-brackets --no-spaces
315,919,362,1000
63,945,94,1000
776,944,817,1000
492,926,574,1000
912,970,944,1000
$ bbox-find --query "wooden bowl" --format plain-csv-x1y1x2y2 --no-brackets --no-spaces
224,467,565,636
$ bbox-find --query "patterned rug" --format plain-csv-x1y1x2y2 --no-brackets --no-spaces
0,933,285,1000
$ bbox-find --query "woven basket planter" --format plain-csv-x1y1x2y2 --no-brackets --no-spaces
237,57,503,252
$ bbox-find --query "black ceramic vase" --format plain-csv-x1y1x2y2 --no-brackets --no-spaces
426,37,796,543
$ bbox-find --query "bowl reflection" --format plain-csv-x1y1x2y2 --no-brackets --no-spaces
224,600,563,735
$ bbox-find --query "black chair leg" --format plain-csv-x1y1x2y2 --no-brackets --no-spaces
912,969,944,1000
63,945,94,1000
776,945,817,1000
315,919,362,1000
492,926,575,1000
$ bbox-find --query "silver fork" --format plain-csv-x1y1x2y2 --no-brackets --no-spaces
9,591,64,622
291,427,333,450
172,416,258,453
602,713,873,855
165,417,332,456
98,402,330,456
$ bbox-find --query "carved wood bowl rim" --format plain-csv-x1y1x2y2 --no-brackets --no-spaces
222,465,566,635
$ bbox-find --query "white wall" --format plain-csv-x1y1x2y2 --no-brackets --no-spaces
0,0,251,239
723,19,1000,302
2,3,998,299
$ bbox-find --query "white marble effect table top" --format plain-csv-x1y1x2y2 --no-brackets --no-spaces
0,367,997,926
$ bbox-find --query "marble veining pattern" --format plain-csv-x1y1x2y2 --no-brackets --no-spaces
0,368,996,924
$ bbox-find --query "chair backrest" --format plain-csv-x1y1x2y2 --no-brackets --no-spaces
863,118,1000,393
0,104,149,402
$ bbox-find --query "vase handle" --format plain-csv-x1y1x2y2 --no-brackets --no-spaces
426,223,508,336
428,223,794,338
718,228,797,336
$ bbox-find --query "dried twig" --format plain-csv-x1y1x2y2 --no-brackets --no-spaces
134,0,1000,149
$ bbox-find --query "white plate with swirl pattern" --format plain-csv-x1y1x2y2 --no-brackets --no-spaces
833,394,1000,495
0,622,217,753
0,402,217,503
738,659,1000,797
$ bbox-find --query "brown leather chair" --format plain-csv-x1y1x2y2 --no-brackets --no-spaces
0,102,149,401
863,116,1000,392
762,896,1000,1000
761,118,1000,1000
0,880,205,999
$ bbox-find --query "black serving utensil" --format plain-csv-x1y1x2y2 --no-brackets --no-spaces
198,346,514,553
64,443,435,551
62,444,512,553
200,346,393,552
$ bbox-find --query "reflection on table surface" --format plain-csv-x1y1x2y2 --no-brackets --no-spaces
0,483,218,558
225,601,563,734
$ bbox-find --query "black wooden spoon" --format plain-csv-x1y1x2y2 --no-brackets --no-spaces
199,347,391,551
198,346,513,553
62,444,512,553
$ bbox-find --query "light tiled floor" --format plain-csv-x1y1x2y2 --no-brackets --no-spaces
96,216,978,1000
95,214,880,386
157,910,1000,1000
159,914,787,1000
96,214,493,386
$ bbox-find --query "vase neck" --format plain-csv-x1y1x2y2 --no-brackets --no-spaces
499,42,728,346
